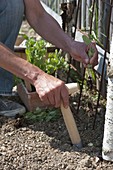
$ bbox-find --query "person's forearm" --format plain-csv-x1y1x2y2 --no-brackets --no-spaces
24,1,73,54
0,43,44,85
31,13,73,53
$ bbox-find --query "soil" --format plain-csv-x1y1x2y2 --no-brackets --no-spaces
0,91,113,170
1,21,113,170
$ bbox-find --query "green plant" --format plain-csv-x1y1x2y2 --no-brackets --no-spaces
82,35,96,90
25,38,47,71
25,37,69,75
46,50,69,75
24,107,61,122
82,35,95,58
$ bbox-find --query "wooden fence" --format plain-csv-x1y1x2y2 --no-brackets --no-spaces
41,0,62,14
41,0,113,50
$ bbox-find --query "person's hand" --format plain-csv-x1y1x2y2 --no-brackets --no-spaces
34,72,69,108
69,40,98,67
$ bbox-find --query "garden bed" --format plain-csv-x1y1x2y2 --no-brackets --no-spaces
0,91,113,170
0,20,113,170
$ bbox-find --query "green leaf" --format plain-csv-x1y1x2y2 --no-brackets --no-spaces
82,35,91,45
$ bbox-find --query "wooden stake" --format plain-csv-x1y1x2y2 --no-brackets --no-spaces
61,83,82,148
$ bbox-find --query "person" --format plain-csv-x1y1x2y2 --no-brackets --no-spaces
0,0,98,117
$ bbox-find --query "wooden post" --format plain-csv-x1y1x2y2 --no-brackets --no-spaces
103,0,111,48
98,0,104,44
81,0,86,30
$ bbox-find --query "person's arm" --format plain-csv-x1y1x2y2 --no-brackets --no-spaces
0,43,42,84
24,0,98,67
0,43,69,108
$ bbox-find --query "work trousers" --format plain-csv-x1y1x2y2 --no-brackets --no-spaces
0,0,24,94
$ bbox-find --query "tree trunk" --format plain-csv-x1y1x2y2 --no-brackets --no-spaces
102,34,113,161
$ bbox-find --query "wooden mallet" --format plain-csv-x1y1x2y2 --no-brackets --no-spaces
22,81,82,148
61,83,82,149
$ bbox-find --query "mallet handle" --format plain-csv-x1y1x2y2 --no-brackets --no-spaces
61,83,82,148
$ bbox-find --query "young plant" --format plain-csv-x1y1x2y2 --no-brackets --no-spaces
25,38,47,71
45,50,69,75
24,107,61,122
82,35,96,90
25,37,69,76
82,35,95,59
